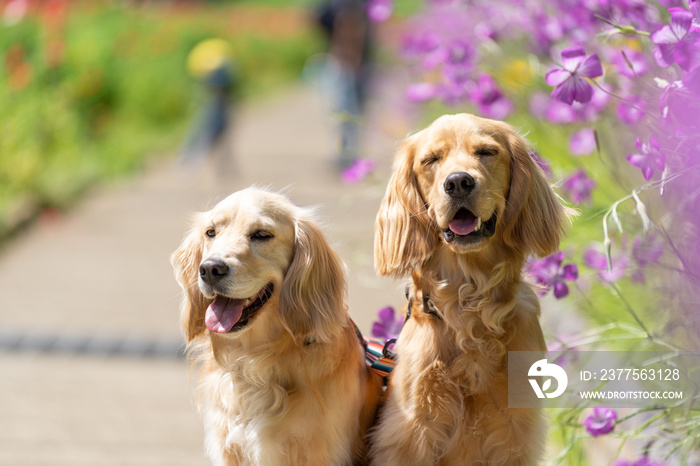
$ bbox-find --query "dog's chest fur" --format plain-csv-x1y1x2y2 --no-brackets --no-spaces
199,365,357,466
386,282,544,464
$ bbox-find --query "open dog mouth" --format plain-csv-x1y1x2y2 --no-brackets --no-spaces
442,208,498,244
205,283,274,334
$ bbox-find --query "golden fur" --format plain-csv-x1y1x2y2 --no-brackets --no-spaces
172,187,381,466
371,114,573,465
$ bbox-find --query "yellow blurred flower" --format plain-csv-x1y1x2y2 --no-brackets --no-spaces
186,38,232,78
499,59,536,91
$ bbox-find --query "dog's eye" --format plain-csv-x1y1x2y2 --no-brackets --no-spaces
251,230,273,240
205,227,216,238
475,146,498,157
422,154,441,166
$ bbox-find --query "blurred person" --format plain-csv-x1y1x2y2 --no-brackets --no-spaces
316,0,374,169
180,38,237,175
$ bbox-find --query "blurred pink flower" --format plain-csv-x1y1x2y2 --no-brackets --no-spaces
341,158,376,183
469,74,512,119
2,0,27,26
583,247,629,282
366,0,393,23
617,96,646,125
371,306,403,341
530,86,609,125
612,49,649,78
405,82,438,103
529,150,552,177
569,128,596,156
562,169,595,205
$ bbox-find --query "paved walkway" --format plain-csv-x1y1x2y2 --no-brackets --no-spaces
0,85,403,464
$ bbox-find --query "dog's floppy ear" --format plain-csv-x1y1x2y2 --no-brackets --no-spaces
375,137,435,278
171,218,209,343
279,215,346,344
501,131,572,257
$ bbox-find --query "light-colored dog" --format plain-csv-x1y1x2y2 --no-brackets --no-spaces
370,114,572,465
172,187,380,466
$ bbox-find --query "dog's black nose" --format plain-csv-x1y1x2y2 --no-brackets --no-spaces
199,259,230,284
444,172,475,198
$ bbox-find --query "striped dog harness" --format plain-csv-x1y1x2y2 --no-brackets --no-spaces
350,319,397,380
349,289,441,382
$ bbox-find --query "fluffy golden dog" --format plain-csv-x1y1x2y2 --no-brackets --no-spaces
172,187,380,466
370,114,572,465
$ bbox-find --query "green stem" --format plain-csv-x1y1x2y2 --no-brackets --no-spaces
594,14,651,36
608,282,650,336
590,80,658,120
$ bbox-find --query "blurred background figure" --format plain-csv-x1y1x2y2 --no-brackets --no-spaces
180,38,237,175
315,0,373,169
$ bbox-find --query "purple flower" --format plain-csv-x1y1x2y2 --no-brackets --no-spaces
420,39,476,79
527,252,578,299
583,407,617,437
469,74,513,119
617,96,646,125
545,46,603,105
651,7,700,71
438,79,470,105
530,150,552,177
371,306,403,341
569,128,596,156
562,169,595,205
583,247,629,282
406,82,438,103
632,459,667,466
402,30,441,59
445,38,475,67
366,0,393,23
692,0,700,24
341,158,376,183
626,137,665,181
532,12,565,53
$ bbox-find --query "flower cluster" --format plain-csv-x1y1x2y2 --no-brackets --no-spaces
380,0,700,463
583,407,617,437
527,252,578,299
341,158,377,183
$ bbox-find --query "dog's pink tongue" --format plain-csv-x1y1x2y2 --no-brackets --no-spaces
448,216,478,235
205,297,244,333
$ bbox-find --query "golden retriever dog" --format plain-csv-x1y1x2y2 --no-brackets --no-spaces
171,187,380,466
370,114,572,465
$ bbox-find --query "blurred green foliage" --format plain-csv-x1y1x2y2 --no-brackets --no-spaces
0,1,322,237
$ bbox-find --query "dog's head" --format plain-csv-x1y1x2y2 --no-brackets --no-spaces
172,188,346,344
375,113,570,277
